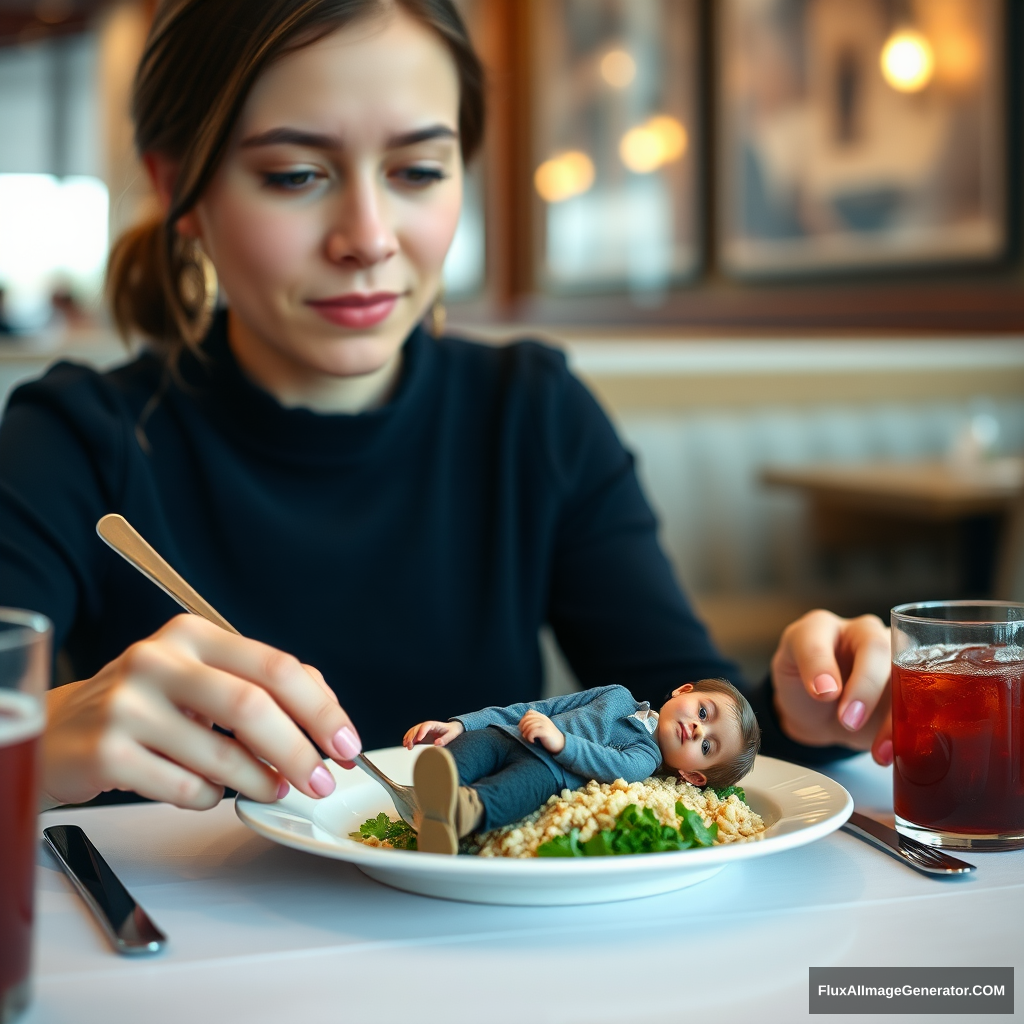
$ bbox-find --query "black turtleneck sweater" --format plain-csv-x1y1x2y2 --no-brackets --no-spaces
0,314,833,762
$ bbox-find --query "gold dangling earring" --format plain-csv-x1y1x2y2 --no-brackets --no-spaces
430,286,446,338
176,236,218,345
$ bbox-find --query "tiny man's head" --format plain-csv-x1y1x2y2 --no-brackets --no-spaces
656,678,760,789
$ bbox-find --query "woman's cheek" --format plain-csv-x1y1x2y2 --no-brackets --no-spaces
223,204,319,294
399,187,463,281
202,183,318,303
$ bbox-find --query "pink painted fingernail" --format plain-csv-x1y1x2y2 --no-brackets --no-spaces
309,765,336,797
332,725,361,761
276,779,290,800
842,700,866,731
813,674,839,695
876,740,893,766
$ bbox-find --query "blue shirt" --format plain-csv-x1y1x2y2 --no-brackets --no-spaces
453,684,663,790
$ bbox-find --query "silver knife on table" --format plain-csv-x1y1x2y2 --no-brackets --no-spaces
42,824,166,954
841,811,976,876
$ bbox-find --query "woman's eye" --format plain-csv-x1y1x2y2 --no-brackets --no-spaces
702,739,710,756
699,706,707,720
394,165,446,187
263,170,319,190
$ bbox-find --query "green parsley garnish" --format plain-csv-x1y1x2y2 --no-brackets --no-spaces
710,785,746,802
350,812,418,850
536,801,717,858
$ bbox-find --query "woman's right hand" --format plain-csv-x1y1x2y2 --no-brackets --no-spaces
41,614,363,810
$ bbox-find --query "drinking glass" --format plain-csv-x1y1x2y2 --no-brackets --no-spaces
891,600,1024,850
0,610,51,1023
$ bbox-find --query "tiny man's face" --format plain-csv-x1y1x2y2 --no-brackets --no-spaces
656,685,743,786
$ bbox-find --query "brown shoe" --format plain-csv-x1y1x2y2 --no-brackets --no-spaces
413,746,459,855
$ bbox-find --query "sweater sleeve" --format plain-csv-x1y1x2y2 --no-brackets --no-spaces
0,364,127,660
453,686,608,733
554,731,661,784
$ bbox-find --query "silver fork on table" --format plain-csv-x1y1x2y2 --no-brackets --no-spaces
96,513,420,828
841,811,976,877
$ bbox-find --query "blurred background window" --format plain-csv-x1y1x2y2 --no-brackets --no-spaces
0,22,107,331
530,0,701,296
0,0,1022,331
442,0,486,300
718,0,1006,277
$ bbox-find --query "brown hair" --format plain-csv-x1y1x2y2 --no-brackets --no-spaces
107,0,484,355
660,678,761,789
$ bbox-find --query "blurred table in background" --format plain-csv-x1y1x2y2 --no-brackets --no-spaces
762,458,1024,600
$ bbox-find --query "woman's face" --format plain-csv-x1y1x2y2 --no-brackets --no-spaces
186,10,463,402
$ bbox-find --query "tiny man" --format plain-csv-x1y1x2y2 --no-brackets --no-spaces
403,680,760,854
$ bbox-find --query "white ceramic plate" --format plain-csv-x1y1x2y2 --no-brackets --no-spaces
236,748,852,906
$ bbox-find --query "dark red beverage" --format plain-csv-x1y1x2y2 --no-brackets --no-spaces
0,694,42,1019
893,644,1024,836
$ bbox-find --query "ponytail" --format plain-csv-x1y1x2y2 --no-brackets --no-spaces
106,217,216,354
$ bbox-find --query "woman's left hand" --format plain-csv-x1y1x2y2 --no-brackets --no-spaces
771,610,892,765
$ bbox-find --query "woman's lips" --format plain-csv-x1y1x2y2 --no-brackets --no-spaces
306,292,400,329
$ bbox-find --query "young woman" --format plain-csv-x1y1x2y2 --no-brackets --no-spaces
0,0,891,812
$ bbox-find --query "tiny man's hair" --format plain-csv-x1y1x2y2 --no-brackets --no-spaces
660,678,760,789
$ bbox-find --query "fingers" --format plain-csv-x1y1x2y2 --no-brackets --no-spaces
777,610,846,702
519,717,544,742
160,616,362,765
835,615,891,733
872,715,893,766
302,664,340,705
405,722,439,748
129,688,284,802
125,632,332,800
98,733,225,810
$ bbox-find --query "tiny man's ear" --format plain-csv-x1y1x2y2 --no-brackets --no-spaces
678,770,707,787
671,683,695,697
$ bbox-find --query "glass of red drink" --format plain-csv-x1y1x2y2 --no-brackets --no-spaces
0,610,51,1023
892,600,1024,851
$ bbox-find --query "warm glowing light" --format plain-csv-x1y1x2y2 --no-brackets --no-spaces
600,49,636,88
881,30,935,93
618,115,688,174
534,151,595,203
934,32,981,88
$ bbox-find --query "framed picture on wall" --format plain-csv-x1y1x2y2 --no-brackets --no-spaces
530,0,702,296
717,0,1007,278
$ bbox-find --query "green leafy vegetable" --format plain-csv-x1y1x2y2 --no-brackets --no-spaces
678,805,718,847
350,812,418,850
536,829,583,857
711,785,745,802
535,801,717,858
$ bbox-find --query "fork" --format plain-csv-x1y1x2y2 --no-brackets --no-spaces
96,513,421,828
841,810,976,876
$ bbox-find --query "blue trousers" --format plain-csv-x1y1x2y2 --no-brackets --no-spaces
447,727,561,831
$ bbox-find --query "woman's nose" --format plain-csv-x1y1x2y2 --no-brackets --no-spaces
325,180,398,268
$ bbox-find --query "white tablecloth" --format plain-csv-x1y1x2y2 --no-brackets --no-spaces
26,755,1023,1024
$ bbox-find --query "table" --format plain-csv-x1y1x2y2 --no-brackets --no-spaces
762,458,1024,598
25,756,1022,1024
761,459,1024,521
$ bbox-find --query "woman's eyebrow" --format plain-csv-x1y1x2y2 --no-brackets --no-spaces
387,125,458,147
240,128,338,150
239,124,458,150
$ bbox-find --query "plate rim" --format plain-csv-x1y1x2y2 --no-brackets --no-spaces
236,750,853,877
